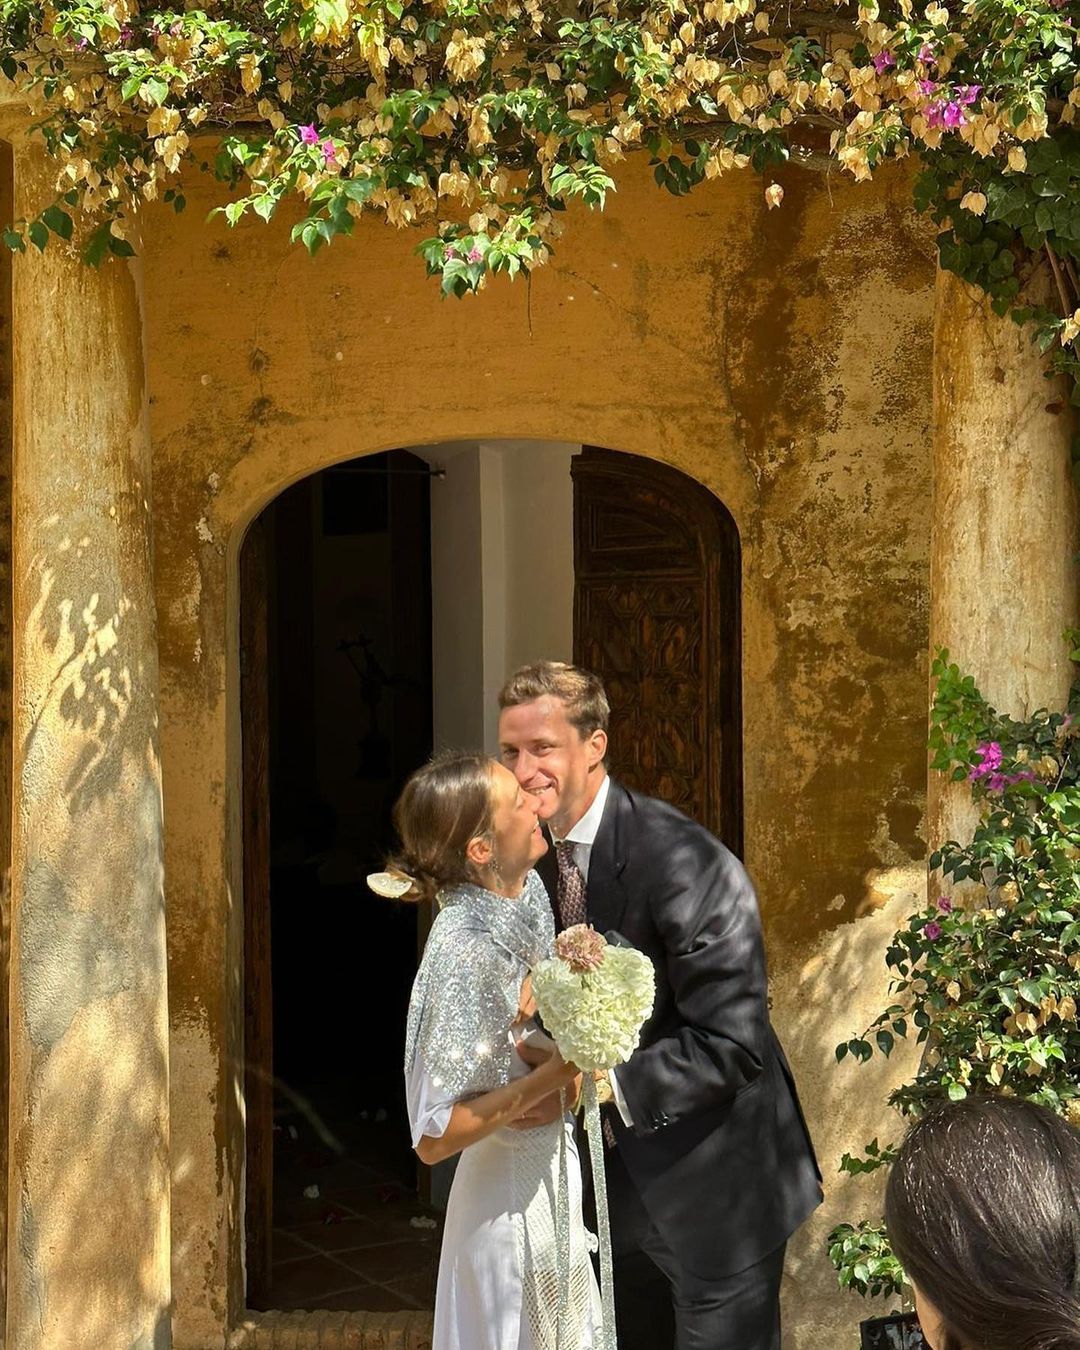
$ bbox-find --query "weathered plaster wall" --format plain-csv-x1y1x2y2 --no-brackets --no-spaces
8,139,171,1350
929,268,1079,855
422,438,577,753
144,157,935,1347
0,136,13,1350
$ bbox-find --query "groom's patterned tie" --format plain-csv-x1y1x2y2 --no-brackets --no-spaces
555,840,617,1148
555,841,587,930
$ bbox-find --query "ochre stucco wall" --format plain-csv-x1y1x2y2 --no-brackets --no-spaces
144,155,936,1347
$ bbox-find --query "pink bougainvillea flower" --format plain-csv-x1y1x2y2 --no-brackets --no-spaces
970,742,1003,781
924,921,943,941
926,101,946,129
445,245,459,259
872,50,895,73
321,139,337,165
299,124,319,144
918,43,936,63
943,102,966,129
936,895,953,913
956,85,982,106
467,245,483,263
919,79,939,96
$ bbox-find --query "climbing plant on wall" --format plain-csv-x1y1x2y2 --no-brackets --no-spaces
829,647,1080,1305
0,0,1079,366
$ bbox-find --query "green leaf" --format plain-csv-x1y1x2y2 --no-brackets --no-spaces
144,77,169,107
27,220,48,252
83,224,111,267
108,235,135,257
41,205,73,241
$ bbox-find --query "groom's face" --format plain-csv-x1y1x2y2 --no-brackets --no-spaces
497,696,606,833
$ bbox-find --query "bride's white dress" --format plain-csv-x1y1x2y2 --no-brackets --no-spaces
403,874,601,1350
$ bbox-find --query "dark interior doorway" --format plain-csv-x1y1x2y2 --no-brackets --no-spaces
242,450,441,1313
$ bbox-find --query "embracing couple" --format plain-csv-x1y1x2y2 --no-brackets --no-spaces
387,661,822,1350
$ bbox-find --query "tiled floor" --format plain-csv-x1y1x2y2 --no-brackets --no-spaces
262,1096,442,1313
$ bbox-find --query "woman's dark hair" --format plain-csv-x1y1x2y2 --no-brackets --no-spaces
885,1096,1080,1350
386,751,496,905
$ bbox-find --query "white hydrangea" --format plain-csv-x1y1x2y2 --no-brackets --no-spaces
531,946,656,1072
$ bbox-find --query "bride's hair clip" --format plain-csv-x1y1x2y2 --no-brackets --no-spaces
367,870,416,899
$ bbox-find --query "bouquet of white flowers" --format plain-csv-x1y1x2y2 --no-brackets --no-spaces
531,924,655,1072
531,925,655,1350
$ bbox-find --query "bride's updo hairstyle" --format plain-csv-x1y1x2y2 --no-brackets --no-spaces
885,1096,1080,1350
387,751,497,905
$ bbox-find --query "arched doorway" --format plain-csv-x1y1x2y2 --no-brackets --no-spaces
239,440,743,1316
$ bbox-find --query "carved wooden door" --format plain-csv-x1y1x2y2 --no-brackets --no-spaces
572,447,742,852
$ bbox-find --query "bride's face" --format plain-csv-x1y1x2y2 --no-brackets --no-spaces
488,762,548,879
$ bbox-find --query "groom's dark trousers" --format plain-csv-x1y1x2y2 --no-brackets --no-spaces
538,780,822,1350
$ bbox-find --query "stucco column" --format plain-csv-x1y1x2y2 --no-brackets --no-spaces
5,137,171,1349
929,267,1079,849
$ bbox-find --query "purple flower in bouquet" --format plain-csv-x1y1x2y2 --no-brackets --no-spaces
936,895,953,913
925,921,943,941
555,923,608,973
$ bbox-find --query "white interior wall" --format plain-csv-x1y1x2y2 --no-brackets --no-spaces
417,439,577,754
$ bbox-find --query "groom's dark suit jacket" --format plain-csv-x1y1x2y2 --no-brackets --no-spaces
537,778,822,1278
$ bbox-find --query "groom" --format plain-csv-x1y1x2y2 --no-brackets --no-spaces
498,661,822,1350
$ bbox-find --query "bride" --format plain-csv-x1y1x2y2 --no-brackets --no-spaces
382,750,601,1350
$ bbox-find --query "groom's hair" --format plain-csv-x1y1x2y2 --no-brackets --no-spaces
498,661,610,739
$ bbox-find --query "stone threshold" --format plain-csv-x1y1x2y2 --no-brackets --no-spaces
229,1309,434,1348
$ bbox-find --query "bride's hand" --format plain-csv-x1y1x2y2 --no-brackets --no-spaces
516,1036,554,1068
536,1046,581,1083
515,974,537,1023
509,1053,581,1130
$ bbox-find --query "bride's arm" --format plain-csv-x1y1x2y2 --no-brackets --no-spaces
415,1053,577,1166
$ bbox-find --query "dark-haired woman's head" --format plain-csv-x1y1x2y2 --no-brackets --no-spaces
885,1096,1080,1350
387,750,546,904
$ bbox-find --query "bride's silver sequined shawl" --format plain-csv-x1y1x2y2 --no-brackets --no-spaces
405,871,554,1100
406,872,596,1350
